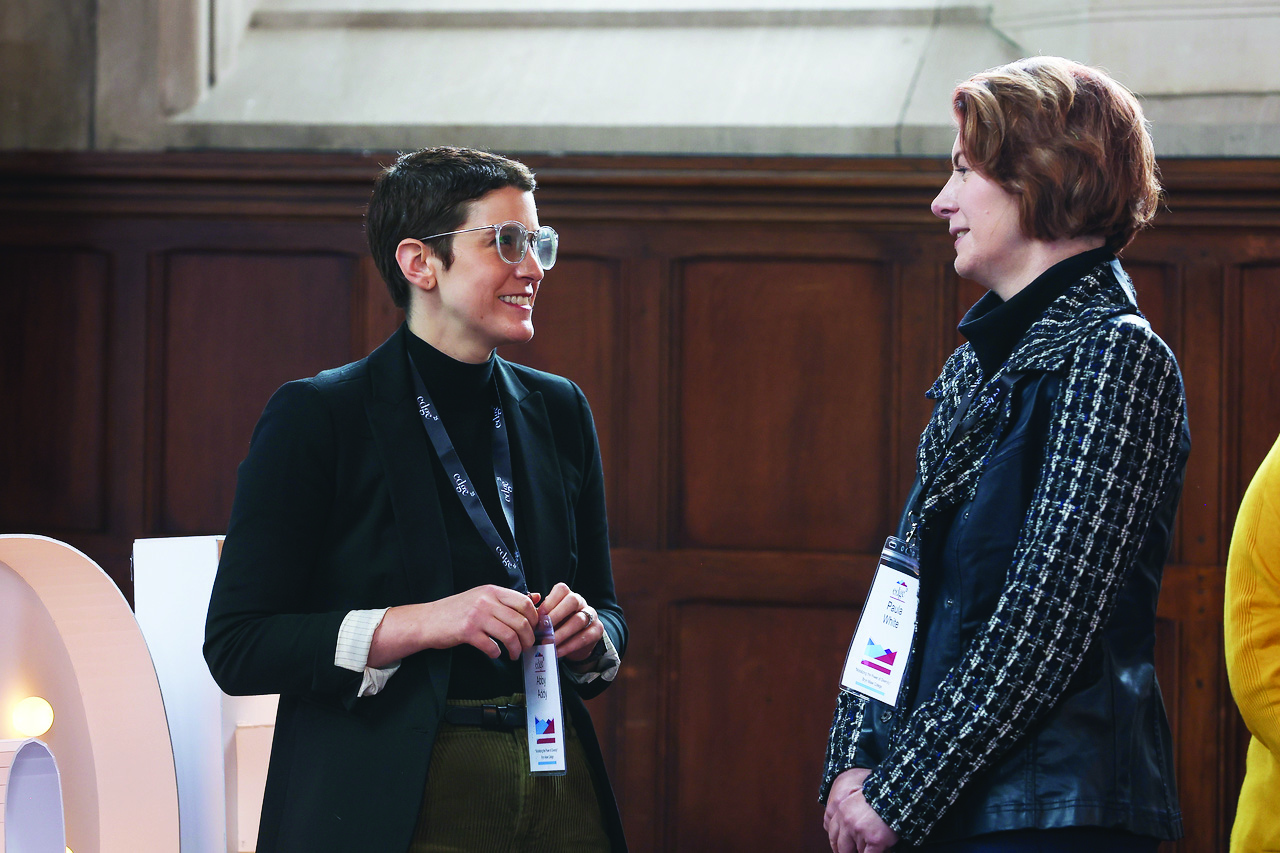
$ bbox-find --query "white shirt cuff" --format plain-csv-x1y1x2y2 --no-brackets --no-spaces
566,627,621,685
335,608,401,697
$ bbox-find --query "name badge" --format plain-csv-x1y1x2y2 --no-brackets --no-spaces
839,536,920,708
523,616,567,776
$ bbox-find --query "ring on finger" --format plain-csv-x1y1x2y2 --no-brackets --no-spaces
584,611,595,626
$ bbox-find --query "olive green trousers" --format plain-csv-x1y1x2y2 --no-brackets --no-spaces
409,696,610,853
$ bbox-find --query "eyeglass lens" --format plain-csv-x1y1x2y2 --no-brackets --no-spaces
496,222,558,269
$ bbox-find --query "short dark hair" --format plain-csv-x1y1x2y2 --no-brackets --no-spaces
953,56,1162,252
365,147,537,311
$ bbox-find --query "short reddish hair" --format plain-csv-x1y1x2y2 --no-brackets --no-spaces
953,56,1161,252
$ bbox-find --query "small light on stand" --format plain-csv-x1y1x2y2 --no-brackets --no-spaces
13,696,54,737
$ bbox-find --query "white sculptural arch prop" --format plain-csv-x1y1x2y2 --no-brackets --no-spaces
0,535,179,852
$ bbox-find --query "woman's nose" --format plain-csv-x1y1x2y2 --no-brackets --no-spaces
931,182,956,220
516,246,545,280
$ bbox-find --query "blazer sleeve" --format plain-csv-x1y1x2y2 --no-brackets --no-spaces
204,379,362,700
1226,434,1280,754
859,319,1188,842
564,381,627,700
820,690,887,802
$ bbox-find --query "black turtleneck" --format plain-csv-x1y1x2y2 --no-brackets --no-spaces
405,331,523,698
958,245,1115,379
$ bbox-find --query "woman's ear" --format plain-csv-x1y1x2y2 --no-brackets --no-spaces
395,238,438,293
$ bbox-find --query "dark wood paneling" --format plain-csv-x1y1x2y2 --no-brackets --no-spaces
1182,261,1227,566
677,259,893,552
1128,261,1181,349
0,247,109,532
1239,264,1280,497
894,260,952,509
155,251,356,534
1156,564,1232,852
3,153,1280,853
672,601,854,853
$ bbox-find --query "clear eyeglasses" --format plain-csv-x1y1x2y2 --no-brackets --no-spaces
421,221,559,270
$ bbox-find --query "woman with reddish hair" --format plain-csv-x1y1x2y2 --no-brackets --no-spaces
821,57,1189,852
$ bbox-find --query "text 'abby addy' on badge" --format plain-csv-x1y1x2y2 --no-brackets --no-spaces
840,537,920,708
523,622,567,775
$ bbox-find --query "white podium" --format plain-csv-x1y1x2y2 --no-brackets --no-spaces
133,536,276,853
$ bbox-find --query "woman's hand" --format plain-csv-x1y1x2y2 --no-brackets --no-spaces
537,582,606,661
369,585,540,666
823,768,900,853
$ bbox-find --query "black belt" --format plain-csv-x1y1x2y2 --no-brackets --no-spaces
443,703,526,730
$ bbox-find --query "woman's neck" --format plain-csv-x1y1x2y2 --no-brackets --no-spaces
407,313,494,364
988,234,1107,301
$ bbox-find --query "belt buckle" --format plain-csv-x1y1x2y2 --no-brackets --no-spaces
480,704,502,730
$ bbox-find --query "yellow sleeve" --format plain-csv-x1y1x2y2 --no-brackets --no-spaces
1226,433,1280,754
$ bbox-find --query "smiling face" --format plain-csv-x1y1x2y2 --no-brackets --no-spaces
931,135,1030,299
406,186,545,362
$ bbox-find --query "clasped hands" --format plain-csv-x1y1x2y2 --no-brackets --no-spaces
823,768,900,853
368,582,604,668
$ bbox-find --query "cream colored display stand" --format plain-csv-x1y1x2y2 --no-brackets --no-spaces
0,534,180,853
133,536,276,853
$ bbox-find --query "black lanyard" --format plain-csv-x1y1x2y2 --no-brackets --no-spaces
408,355,526,593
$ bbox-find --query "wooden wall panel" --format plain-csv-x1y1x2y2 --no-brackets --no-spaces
671,602,854,853
1174,261,1226,567
677,259,893,552
0,247,109,532
893,260,951,510
1127,261,1181,349
3,153,1280,853
155,251,356,534
1156,564,1234,852
1239,264,1280,493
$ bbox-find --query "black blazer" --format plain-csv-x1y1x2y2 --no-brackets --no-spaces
205,325,627,852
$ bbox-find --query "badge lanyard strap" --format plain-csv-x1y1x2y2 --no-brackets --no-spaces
408,356,527,594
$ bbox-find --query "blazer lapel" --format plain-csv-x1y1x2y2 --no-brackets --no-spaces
365,327,454,606
495,360,571,595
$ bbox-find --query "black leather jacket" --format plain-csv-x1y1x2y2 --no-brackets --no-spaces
823,259,1189,844
876,370,1186,841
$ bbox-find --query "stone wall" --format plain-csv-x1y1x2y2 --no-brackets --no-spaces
3,3,1278,170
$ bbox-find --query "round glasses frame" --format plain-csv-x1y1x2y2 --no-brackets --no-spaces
420,221,559,270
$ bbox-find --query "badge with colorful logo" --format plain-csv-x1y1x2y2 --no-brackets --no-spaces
523,617,567,775
840,537,920,707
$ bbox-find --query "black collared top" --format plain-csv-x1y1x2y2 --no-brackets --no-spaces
958,246,1116,379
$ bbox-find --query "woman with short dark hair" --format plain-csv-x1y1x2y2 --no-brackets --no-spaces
821,57,1189,853
206,147,626,853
